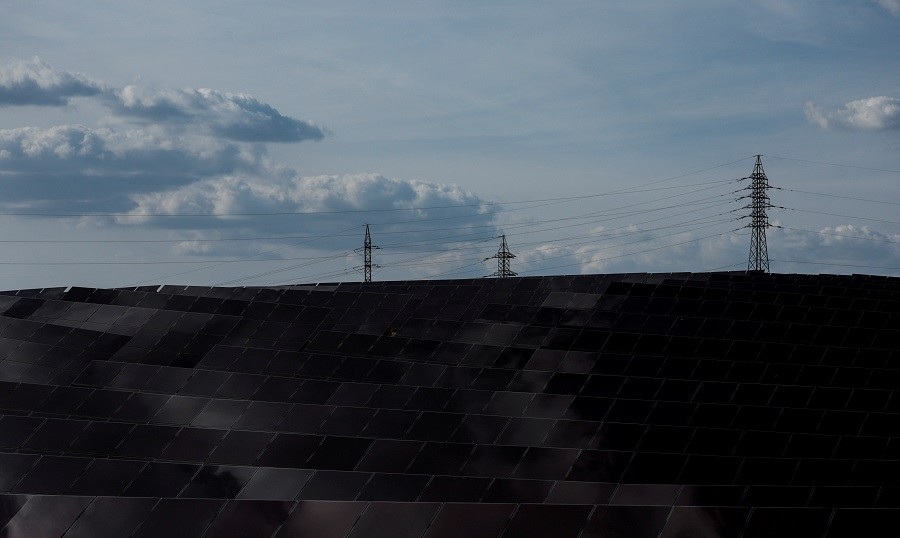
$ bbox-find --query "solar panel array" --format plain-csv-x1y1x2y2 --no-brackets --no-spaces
0,271,898,537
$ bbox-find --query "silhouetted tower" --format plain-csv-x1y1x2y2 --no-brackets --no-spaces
486,235,517,278
359,224,380,283
745,155,773,272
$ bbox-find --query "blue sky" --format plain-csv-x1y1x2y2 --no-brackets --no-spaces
0,1,898,288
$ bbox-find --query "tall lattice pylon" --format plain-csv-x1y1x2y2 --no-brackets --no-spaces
356,224,380,283
744,155,773,272
486,234,517,278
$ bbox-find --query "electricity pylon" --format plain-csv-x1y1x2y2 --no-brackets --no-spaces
744,155,774,272
356,224,380,282
486,234,517,278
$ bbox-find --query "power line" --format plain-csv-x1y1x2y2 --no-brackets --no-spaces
776,187,900,207
365,178,738,228
708,262,746,271
10,168,894,247
215,250,356,286
130,224,363,286
484,214,739,259
514,220,738,270
130,193,741,285
125,183,740,284
771,259,900,271
777,226,900,244
0,166,747,219
782,207,900,226
5,152,898,284
375,192,735,252
368,218,738,281
0,186,733,271
371,207,738,263
0,234,358,244
518,229,738,275
262,237,498,285
765,155,900,175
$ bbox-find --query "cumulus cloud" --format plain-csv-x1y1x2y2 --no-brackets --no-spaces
493,220,900,278
0,124,264,210
763,224,900,276
0,58,324,142
110,85,325,142
875,0,900,16
0,57,106,106
575,225,900,275
121,173,500,253
0,59,500,272
0,58,323,210
816,224,899,246
128,173,487,217
805,97,900,131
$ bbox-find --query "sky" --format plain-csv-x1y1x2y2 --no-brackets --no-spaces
0,0,898,289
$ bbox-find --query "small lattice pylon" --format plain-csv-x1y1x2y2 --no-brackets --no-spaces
485,234,517,278
354,224,380,282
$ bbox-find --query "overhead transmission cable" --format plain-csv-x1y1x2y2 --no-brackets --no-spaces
244,198,738,284
771,260,900,271
129,224,363,286
776,226,900,244
775,187,900,207
375,183,739,250
197,181,743,285
365,218,739,282
780,207,900,226
764,155,900,175
374,196,734,254
518,229,739,276
0,185,736,267
0,162,752,219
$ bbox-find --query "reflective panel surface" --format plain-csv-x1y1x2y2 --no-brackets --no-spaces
0,271,897,536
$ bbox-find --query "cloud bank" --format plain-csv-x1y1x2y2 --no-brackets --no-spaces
0,57,105,106
805,97,900,131
0,59,500,265
111,86,325,142
0,58,325,142
508,223,900,278
127,173,488,219
0,124,263,210
123,173,499,254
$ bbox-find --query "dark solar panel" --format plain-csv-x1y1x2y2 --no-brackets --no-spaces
0,272,898,536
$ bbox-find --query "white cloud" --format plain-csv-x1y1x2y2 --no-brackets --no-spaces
122,172,499,247
805,97,900,131
0,58,324,143
0,57,105,106
875,0,900,16
0,125,262,176
0,56,500,262
0,124,264,210
505,222,900,277
817,224,900,246
126,173,492,218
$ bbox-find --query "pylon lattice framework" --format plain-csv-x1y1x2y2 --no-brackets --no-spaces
486,234,517,278
356,224,380,283
745,155,773,272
